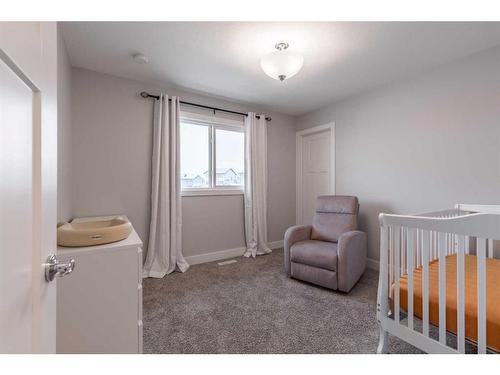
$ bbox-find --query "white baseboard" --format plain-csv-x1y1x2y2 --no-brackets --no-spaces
185,240,284,266
366,257,379,271
185,247,246,266
268,240,284,250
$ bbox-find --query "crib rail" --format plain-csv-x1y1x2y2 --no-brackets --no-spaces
377,206,500,354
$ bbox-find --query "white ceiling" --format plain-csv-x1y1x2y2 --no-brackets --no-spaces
62,22,500,116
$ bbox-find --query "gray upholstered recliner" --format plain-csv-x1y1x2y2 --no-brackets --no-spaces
284,195,367,292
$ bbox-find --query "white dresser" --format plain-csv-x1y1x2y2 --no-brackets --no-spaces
56,216,143,354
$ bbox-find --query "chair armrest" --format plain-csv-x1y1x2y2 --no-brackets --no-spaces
283,225,312,275
337,230,367,292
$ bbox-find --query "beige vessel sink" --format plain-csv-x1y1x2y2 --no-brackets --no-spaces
57,216,132,247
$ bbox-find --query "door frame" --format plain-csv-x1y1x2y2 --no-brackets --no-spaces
296,122,336,225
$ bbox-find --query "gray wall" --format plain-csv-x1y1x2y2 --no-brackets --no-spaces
70,68,296,257
57,25,73,222
296,46,500,263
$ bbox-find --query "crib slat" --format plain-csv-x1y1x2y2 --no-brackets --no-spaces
448,233,452,255
422,230,430,337
457,235,466,353
378,225,390,319
407,228,415,331
430,231,434,260
389,226,394,287
438,232,447,345
416,230,420,268
488,238,494,259
402,228,406,275
477,238,487,354
419,230,423,267
445,233,451,255
450,233,454,255
394,226,400,324
434,231,438,260
431,231,435,260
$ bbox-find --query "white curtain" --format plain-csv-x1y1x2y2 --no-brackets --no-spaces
244,113,272,258
143,94,189,278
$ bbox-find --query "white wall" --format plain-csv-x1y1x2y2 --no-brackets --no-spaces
70,68,296,258
296,46,500,263
57,25,73,222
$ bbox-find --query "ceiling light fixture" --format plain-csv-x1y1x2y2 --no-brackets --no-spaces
260,42,304,82
132,53,149,64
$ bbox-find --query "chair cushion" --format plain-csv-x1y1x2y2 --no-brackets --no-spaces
290,240,338,272
311,196,359,242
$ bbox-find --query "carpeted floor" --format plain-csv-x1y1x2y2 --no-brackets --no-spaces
142,249,423,354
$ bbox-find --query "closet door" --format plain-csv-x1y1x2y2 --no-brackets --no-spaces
296,124,335,225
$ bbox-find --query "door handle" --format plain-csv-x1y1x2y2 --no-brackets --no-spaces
44,254,76,282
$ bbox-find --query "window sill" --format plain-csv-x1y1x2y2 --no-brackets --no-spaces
181,188,244,197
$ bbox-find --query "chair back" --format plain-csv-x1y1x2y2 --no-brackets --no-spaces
311,195,359,242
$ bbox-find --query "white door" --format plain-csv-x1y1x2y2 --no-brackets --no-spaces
0,23,58,353
296,124,335,225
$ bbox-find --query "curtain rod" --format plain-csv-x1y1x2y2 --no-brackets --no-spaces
140,91,271,121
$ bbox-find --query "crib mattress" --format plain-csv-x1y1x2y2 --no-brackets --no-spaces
394,254,500,352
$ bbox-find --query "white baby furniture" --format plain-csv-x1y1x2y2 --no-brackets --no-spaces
57,216,143,353
377,204,500,354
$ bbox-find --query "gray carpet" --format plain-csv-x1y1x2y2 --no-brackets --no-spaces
142,249,423,354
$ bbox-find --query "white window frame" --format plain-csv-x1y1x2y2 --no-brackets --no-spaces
180,110,245,197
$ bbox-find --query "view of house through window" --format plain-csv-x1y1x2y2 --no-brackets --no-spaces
180,122,210,188
180,117,245,190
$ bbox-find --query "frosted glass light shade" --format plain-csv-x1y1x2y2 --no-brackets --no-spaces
260,49,304,81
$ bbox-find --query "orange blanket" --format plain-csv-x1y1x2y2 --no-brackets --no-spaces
395,254,500,352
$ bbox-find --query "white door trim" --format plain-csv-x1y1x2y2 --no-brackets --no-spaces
296,122,336,225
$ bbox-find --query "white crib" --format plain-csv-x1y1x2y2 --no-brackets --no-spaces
377,204,500,354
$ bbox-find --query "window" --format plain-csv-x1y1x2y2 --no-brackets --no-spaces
180,112,245,194
215,128,245,186
180,122,210,188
